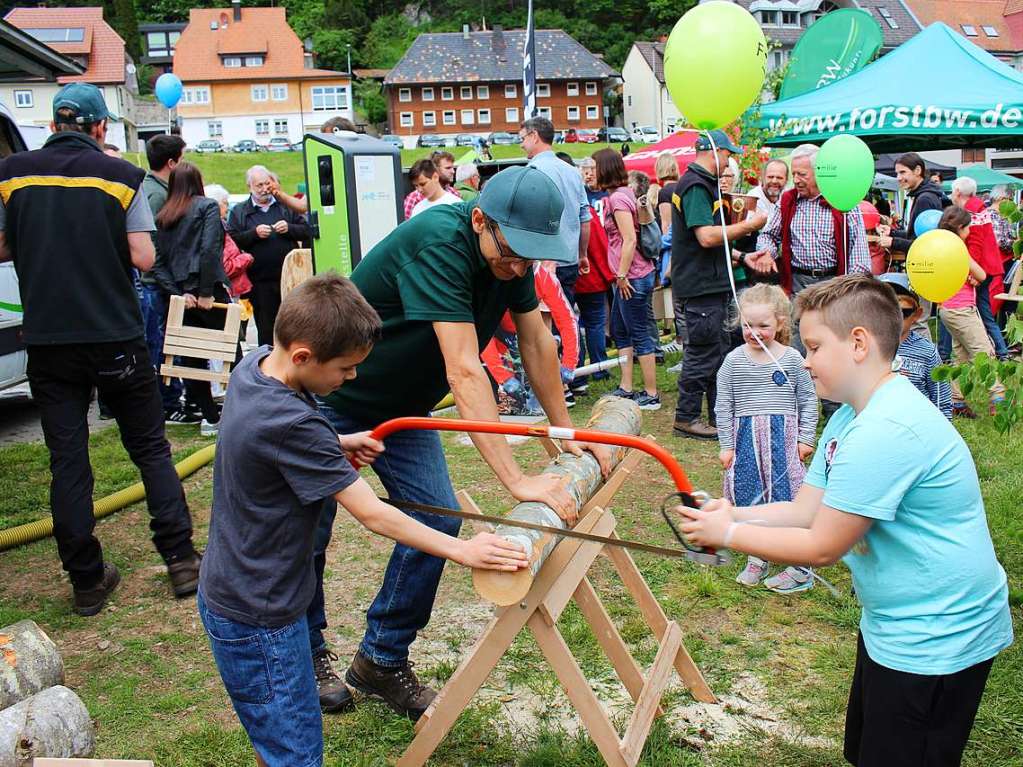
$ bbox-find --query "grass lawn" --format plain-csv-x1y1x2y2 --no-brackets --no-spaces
123,142,648,196
0,362,1020,766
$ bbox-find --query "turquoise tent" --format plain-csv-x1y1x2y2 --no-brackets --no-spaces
942,164,1022,192
756,23,1023,151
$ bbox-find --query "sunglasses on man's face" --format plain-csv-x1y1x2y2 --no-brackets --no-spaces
901,306,919,319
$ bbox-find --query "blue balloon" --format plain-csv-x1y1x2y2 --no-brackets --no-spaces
155,73,183,109
914,208,942,237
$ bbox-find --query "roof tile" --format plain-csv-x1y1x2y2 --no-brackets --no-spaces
901,0,1019,52
4,6,126,84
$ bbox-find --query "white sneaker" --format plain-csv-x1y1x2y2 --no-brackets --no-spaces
764,566,813,594
667,362,683,374
735,557,769,586
200,419,220,437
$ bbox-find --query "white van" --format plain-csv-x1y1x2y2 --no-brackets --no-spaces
0,100,30,391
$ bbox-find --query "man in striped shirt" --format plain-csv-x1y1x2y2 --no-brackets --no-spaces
403,150,457,219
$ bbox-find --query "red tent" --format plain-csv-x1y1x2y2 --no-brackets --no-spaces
623,130,701,181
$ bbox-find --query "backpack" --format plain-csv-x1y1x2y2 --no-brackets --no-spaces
636,193,662,264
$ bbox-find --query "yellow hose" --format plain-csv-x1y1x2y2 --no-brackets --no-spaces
0,444,216,552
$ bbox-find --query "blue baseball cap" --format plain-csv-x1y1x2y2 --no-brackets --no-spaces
878,272,917,299
477,166,573,264
53,83,111,124
694,129,742,154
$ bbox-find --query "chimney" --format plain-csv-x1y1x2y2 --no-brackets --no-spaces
232,0,241,23
462,24,470,40
492,24,505,52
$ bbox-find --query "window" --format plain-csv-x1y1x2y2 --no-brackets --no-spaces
443,110,456,125
271,84,288,101
441,87,454,100
876,7,899,30
983,25,999,37
567,105,580,121
398,87,412,102
245,56,264,67
255,119,269,135
23,27,84,43
273,118,288,134
207,120,222,137
182,86,210,105
586,105,599,120
538,106,551,119
422,87,434,101
460,86,473,99
626,95,632,107
169,31,180,47
536,83,550,98
147,31,170,56
460,109,474,125
760,10,778,24
567,82,579,96
423,111,436,126
585,82,598,96
224,57,242,68
962,24,978,37
251,84,268,102
311,85,348,111
477,85,489,99
505,84,517,98
505,107,519,123
962,148,985,164
13,90,32,108
399,112,413,127
770,49,788,70
477,108,491,124
782,11,799,26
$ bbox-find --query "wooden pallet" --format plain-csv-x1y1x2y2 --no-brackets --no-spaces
396,446,715,767
159,295,241,386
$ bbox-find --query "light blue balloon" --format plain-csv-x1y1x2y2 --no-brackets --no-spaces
155,73,183,109
914,208,942,237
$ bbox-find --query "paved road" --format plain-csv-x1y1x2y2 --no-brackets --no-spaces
0,383,112,447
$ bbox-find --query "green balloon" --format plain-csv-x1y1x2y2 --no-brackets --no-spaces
815,134,875,212
663,2,768,130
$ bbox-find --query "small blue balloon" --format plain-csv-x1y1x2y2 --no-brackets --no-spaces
155,73,183,109
913,208,942,238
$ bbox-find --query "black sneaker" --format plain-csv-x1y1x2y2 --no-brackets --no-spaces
346,650,436,721
313,649,355,713
166,551,201,598
569,382,589,396
165,409,201,426
610,387,635,400
564,390,576,408
73,563,120,616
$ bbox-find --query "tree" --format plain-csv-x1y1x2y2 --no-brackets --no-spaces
113,0,140,62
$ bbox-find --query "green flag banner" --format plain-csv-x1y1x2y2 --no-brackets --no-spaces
779,9,883,100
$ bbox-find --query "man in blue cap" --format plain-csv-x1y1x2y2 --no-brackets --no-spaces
670,129,767,440
0,83,200,615
308,166,613,718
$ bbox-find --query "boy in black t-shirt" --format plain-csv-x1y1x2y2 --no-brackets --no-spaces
197,274,526,767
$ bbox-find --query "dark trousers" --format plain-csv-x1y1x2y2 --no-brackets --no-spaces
555,263,579,307
247,280,281,347
141,285,182,412
844,633,994,767
675,292,730,422
975,275,1009,358
26,338,194,588
178,301,239,423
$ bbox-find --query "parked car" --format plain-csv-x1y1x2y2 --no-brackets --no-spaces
488,131,518,146
380,134,404,149
563,128,579,143
0,100,29,391
290,141,303,152
576,129,599,144
266,137,294,152
417,134,447,148
597,126,630,143
232,139,261,153
630,125,660,143
193,139,225,153
455,133,477,147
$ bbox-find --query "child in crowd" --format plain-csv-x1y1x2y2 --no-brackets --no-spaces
197,274,526,767
878,273,952,420
936,206,1005,418
715,284,818,591
681,274,1012,767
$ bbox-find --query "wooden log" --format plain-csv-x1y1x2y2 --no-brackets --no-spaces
473,397,641,605
0,686,94,766
0,621,63,711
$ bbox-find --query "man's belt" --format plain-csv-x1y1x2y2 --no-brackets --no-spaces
792,266,837,278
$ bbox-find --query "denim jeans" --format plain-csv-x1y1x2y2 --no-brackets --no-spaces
611,271,656,356
976,276,1009,358
198,591,322,767
576,291,609,380
141,285,183,412
309,404,460,666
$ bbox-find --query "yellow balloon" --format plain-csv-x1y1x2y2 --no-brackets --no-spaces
663,2,768,130
905,229,970,303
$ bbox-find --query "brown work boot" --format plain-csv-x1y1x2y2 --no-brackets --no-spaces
167,551,202,598
345,650,436,721
673,418,718,440
313,649,355,713
73,563,121,616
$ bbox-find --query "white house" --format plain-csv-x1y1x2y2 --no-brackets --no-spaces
622,41,680,138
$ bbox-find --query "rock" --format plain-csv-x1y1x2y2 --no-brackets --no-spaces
0,685,95,766
0,621,64,711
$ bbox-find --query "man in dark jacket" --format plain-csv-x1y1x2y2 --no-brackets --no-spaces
0,84,200,615
226,164,310,344
880,152,947,254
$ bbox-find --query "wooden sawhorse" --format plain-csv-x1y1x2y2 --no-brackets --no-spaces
397,447,716,767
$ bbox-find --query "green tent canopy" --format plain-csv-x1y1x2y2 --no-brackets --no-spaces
756,23,1023,151
943,164,1022,192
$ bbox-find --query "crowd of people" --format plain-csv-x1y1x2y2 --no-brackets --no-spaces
0,83,1015,767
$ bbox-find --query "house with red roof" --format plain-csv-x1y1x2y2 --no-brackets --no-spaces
3,6,141,151
173,0,352,147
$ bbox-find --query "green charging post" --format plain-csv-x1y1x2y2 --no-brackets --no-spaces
302,132,403,275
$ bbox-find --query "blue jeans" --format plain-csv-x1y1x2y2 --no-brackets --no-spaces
611,272,656,356
938,316,953,362
141,285,183,412
976,275,1009,358
198,591,322,767
576,291,609,380
309,405,460,666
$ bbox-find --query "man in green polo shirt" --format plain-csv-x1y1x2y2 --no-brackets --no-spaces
305,166,613,719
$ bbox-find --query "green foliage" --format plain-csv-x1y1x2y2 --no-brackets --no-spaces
312,28,357,72
355,78,387,125
112,0,140,60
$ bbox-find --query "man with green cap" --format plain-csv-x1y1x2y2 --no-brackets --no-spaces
306,166,613,719
0,83,201,615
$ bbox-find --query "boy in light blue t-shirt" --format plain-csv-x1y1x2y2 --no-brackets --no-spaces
679,274,1012,767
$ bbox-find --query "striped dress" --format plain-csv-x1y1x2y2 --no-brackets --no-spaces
715,346,819,506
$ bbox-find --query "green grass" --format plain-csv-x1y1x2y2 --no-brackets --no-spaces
0,361,1020,765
